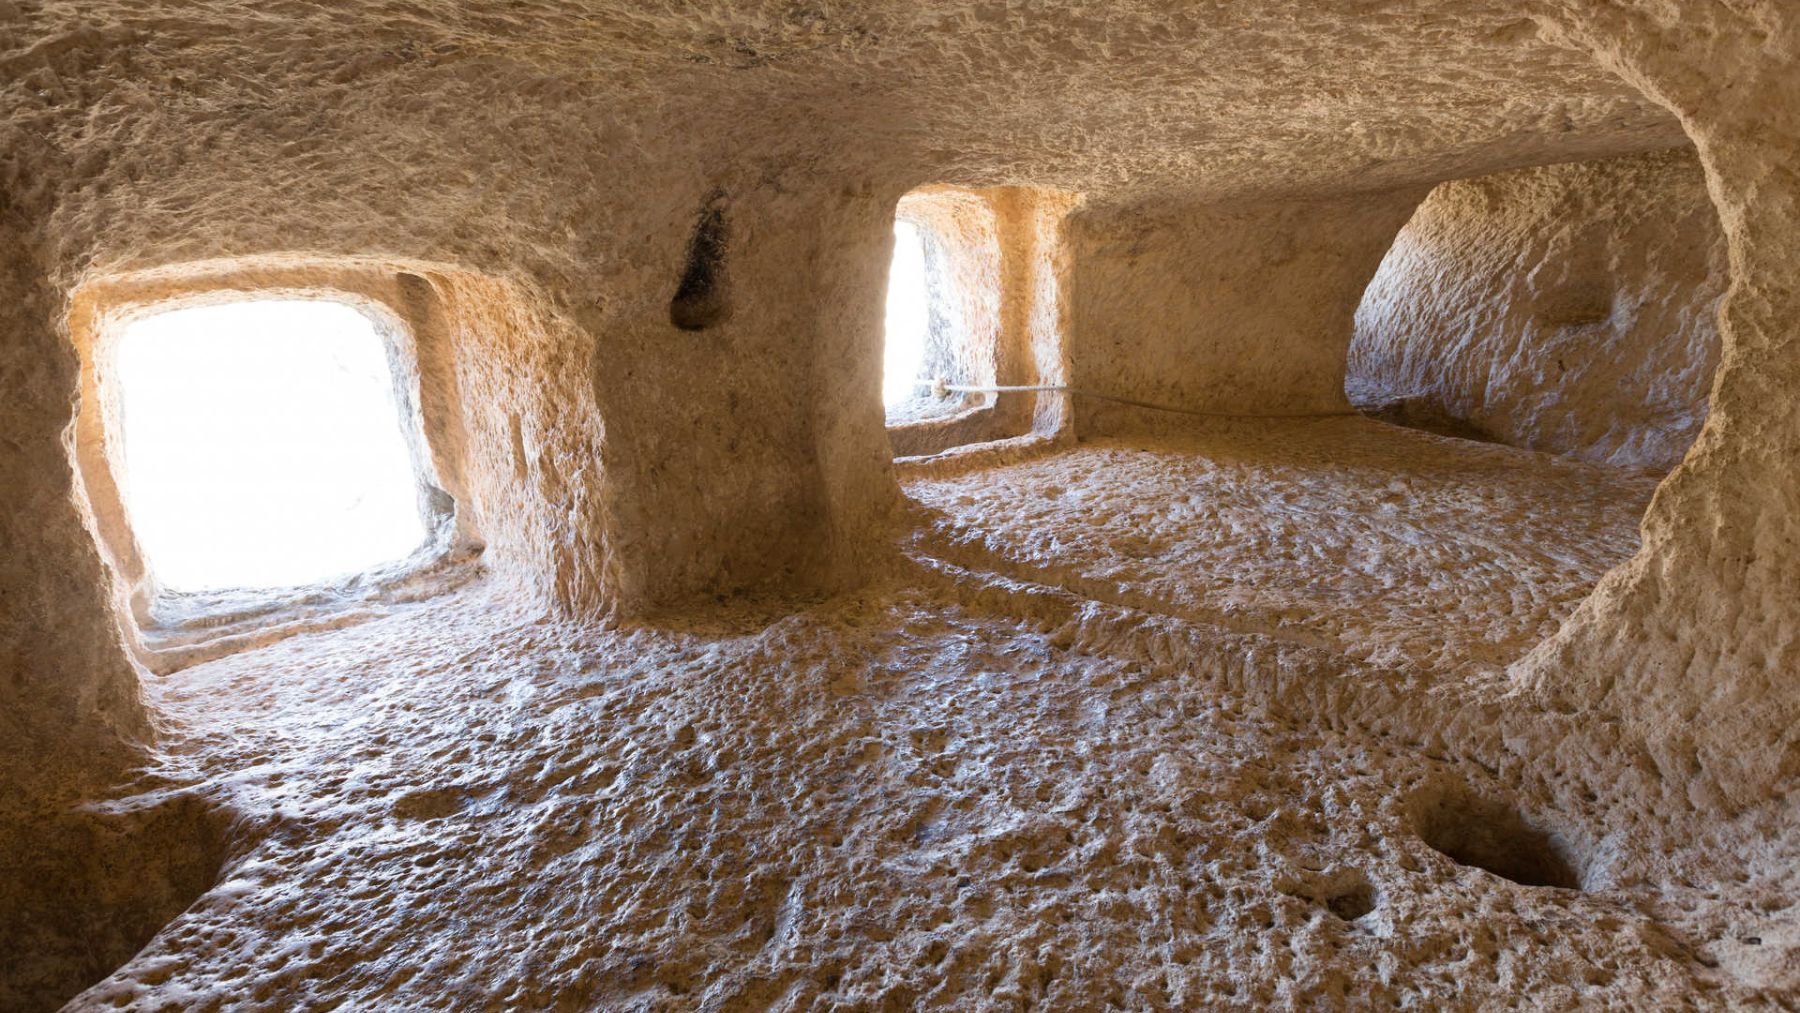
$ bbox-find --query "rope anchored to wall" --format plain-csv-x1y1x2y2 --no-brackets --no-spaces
915,379,1364,421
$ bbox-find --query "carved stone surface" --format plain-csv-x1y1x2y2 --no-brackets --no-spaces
1,1,1796,1009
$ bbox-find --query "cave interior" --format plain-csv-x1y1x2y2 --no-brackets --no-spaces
2,2,1799,1010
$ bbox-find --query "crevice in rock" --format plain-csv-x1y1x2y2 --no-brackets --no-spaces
669,191,733,331
1323,874,1378,921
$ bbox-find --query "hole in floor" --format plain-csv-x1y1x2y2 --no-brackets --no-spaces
1323,875,1378,921
1413,788,1583,890
0,793,231,1012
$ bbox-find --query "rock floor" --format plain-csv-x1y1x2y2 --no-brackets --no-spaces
904,419,1660,682
31,421,1800,1011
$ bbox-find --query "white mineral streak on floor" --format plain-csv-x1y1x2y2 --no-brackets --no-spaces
75,422,1797,1011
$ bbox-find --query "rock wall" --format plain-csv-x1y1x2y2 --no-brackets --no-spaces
1065,192,1425,435
1516,0,1800,810
1350,148,1727,472
0,215,147,797
1,0,1796,834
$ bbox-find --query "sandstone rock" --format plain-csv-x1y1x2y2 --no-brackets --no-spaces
1,1,1795,1009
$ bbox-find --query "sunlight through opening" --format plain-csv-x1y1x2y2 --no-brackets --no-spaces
114,300,428,592
883,220,931,406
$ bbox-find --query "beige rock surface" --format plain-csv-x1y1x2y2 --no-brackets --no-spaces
15,424,1797,1010
1511,3,1800,813
1350,148,1727,471
907,420,1658,682
2,0,1798,1009
1067,193,1426,431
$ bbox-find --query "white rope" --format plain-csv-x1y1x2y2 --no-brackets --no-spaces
913,379,1362,421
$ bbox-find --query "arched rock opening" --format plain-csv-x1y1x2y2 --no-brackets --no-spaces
1348,147,1728,474
884,186,1080,462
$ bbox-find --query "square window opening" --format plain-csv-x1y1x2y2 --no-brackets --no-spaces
71,277,483,672
113,299,430,592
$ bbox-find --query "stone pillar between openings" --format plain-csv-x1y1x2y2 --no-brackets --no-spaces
590,181,906,612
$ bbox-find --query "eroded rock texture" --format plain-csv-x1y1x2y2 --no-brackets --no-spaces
21,422,1798,1011
3,0,1799,1010
1350,149,1727,471
1067,193,1425,433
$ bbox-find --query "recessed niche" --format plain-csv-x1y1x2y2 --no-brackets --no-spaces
670,193,733,331
1346,148,1725,474
1413,788,1584,890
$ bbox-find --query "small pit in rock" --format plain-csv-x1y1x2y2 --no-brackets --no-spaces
1324,875,1378,921
1414,787,1584,890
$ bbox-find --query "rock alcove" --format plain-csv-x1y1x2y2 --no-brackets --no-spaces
3,2,1798,1010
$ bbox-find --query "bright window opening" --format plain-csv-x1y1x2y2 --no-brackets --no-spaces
883,220,931,407
114,300,428,592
